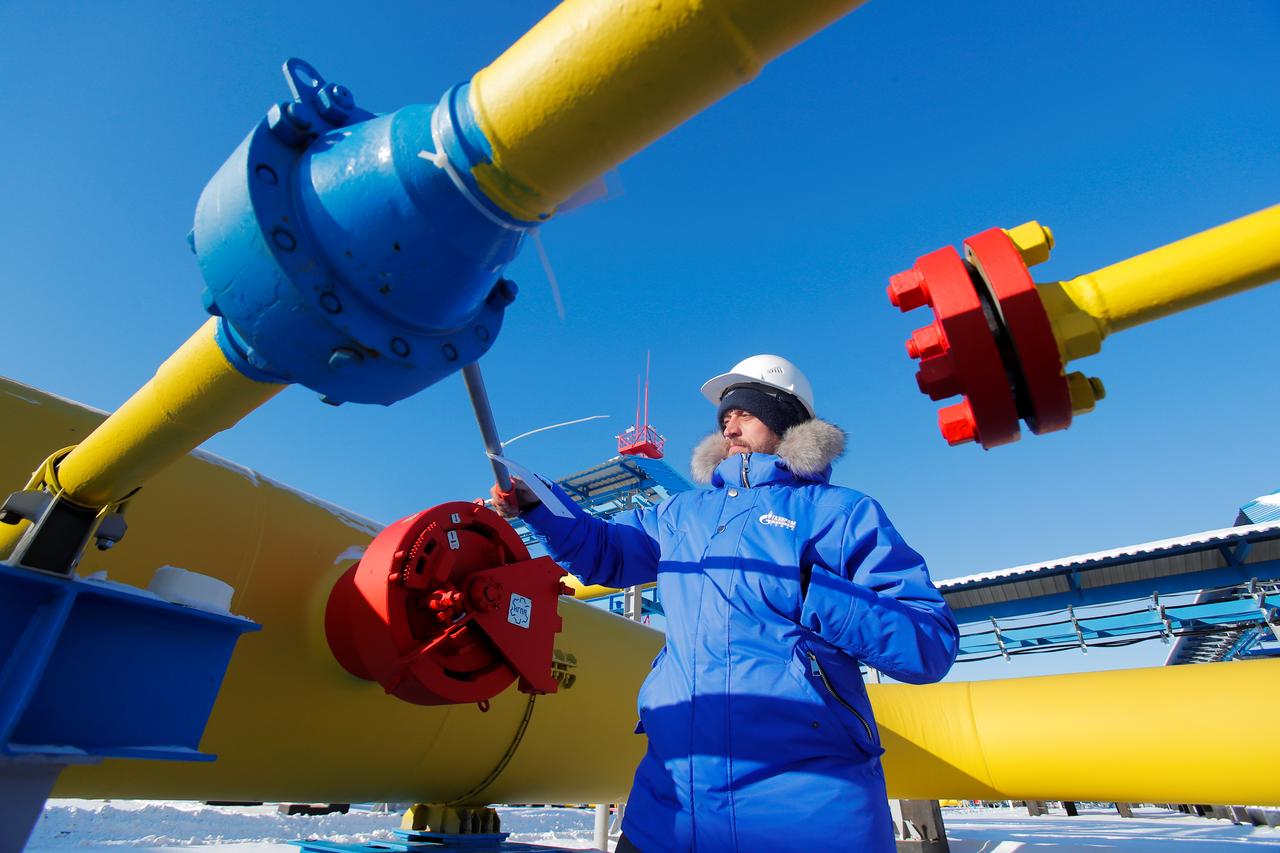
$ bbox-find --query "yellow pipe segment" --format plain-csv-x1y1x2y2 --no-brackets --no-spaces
55,320,284,508
875,659,1280,804
1039,205,1280,363
468,0,867,221
5,377,1279,806
0,321,283,559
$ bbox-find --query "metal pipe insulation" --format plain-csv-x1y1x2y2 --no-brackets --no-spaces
7,378,1280,807
467,0,868,221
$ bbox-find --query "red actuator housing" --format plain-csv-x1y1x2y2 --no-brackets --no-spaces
325,501,572,705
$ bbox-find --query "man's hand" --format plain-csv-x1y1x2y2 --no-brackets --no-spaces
490,476,541,519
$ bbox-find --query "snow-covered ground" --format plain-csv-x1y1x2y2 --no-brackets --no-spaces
28,801,597,851
25,801,1280,851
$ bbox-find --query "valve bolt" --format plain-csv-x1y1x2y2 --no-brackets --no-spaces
887,268,931,312
915,355,960,401
906,323,946,360
938,400,979,446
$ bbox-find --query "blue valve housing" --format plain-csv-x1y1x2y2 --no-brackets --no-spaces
192,59,529,405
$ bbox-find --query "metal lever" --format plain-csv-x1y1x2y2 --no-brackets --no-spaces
461,362,512,493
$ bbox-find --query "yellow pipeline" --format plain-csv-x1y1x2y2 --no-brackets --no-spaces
874,660,1280,804
7,376,1280,805
468,0,866,221
57,320,284,507
0,321,283,559
1039,205,1280,363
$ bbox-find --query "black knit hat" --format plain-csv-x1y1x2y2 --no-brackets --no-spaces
717,384,811,438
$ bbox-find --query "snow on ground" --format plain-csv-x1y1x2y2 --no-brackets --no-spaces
25,801,1280,851
943,805,1280,852
28,801,597,851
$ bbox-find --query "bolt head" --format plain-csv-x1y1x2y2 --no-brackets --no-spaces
266,102,313,147
888,268,930,312
1066,371,1106,415
938,400,978,445
907,323,946,361
316,84,355,124
1004,221,1055,267
915,355,960,401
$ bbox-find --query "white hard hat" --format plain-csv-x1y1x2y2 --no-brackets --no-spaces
700,354,815,418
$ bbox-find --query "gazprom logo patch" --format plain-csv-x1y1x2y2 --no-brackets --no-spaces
758,511,797,531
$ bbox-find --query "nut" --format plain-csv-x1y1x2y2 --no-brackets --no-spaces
1004,221,1055,268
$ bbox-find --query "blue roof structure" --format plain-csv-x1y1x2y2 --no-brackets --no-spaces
1238,489,1280,525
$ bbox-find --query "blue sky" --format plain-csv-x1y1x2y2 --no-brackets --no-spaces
3,2,1278,679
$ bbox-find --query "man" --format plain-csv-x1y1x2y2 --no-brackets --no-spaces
493,354,959,852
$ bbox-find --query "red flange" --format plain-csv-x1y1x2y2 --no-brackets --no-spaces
888,246,1020,448
963,229,1071,436
325,501,570,705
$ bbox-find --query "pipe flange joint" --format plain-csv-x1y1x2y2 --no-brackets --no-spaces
192,58,530,405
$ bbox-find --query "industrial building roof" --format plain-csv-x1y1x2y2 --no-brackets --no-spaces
938,521,1280,618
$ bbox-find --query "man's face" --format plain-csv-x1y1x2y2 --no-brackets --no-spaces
721,408,782,456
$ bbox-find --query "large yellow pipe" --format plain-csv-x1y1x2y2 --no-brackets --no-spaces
1,375,655,804
1040,205,1280,362
6,376,1280,805
875,660,1280,804
468,0,866,221
0,320,283,559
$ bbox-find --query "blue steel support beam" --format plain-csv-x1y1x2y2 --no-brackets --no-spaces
947,559,1280,624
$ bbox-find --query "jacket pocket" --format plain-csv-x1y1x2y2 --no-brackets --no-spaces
791,640,883,758
635,646,668,735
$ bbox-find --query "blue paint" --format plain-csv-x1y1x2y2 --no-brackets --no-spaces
193,59,528,405
0,561,258,761
959,592,1280,658
947,561,1280,624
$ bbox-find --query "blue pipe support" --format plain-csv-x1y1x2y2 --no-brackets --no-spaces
192,59,532,405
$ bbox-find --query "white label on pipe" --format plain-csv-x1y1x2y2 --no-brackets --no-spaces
447,530,460,551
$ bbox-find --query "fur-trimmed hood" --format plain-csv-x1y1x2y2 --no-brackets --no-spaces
690,419,846,485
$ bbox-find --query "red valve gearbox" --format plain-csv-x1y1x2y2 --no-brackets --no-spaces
325,501,569,705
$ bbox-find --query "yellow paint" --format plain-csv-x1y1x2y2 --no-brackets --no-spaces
0,320,284,558
1065,372,1105,415
1039,205,1280,364
562,574,655,601
1002,221,1054,268
56,320,284,508
6,378,1280,805
1,376,655,804
468,0,867,221
874,660,1280,804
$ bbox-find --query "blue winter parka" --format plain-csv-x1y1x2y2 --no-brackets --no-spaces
521,421,959,852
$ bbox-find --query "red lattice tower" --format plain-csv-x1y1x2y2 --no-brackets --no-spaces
617,351,665,459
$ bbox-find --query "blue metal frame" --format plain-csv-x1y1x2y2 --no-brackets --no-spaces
958,592,1280,659
0,562,257,760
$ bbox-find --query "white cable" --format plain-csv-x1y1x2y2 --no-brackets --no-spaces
503,415,608,446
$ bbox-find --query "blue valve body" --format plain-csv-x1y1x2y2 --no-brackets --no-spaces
192,60,528,404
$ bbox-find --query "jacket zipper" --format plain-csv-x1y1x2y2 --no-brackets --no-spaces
741,452,751,488
807,651,874,742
